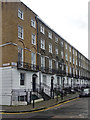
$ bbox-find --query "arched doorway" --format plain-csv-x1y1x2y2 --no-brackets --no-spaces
32,74,37,92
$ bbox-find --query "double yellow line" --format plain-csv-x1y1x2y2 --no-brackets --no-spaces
0,97,79,115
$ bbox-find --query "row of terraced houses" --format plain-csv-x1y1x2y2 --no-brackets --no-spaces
0,1,90,105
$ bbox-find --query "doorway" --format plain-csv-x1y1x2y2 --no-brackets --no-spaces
32,74,37,92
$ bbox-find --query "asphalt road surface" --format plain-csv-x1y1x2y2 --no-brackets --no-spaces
1,97,89,120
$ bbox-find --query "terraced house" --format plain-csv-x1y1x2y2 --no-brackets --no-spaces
0,1,90,105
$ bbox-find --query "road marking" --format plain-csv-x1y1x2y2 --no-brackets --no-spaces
0,97,79,115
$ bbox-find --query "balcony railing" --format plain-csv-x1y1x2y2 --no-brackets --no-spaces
67,73,73,78
17,61,39,71
40,66,66,75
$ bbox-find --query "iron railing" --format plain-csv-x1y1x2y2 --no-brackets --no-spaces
17,61,39,71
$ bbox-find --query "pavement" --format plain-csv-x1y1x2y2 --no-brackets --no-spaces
0,92,79,113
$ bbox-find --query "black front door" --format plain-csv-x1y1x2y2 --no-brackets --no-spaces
32,77,36,92
51,79,53,91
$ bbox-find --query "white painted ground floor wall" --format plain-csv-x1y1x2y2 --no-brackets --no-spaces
0,66,89,105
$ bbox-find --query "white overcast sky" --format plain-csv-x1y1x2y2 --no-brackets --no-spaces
21,0,89,59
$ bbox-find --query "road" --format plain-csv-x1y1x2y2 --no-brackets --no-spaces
1,97,89,119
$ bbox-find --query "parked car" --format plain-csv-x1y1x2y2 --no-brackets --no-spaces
79,88,90,97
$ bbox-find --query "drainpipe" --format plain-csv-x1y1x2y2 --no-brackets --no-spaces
36,17,41,91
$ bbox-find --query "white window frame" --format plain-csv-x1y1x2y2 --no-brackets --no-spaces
41,39,45,50
43,75,47,85
61,41,63,47
76,69,78,75
18,47,23,67
65,43,67,49
66,66,68,73
31,52,36,65
31,33,36,45
31,18,36,28
69,46,71,52
73,58,75,64
56,61,58,69
79,61,81,67
61,51,64,59
40,25,45,34
55,36,58,43
76,51,77,56
48,31,52,39
18,26,24,39
69,56,71,63
76,59,77,66
20,73,25,86
55,47,58,55
49,43,52,53
18,9,24,20
69,67,72,74
65,54,68,61
73,68,75,75
41,56,45,68
49,59,52,69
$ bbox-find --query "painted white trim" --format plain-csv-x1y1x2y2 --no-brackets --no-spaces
3,63,10,66
0,42,17,47
0,66,12,69
11,62,17,66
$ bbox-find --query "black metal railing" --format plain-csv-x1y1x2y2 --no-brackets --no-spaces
17,61,39,71
67,73,73,78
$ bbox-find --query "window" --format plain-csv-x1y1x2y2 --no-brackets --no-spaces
61,51,63,59
62,65,64,71
57,77,60,85
79,61,80,66
49,59,52,69
18,96,26,101
69,56,71,63
49,43,52,53
61,41,63,47
69,67,72,74
20,73,25,86
32,34,36,45
18,9,24,20
73,68,75,75
79,70,80,76
18,47,23,67
76,69,78,75
65,54,68,61
69,47,71,52
81,56,82,59
31,18,36,28
76,51,77,56
73,49,74,54
48,31,52,39
55,47,58,55
41,39,45,49
65,43,67,49
66,66,68,73
56,61,58,69
76,59,77,65
55,36,58,43
18,26,23,39
43,75,47,85
73,58,75,64
31,52,36,65
41,56,45,67
40,25,45,34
